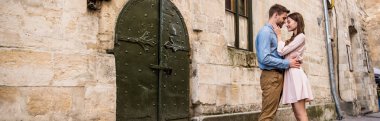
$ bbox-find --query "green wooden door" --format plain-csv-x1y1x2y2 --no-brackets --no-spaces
114,0,190,120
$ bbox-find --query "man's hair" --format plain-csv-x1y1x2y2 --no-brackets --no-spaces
269,4,290,18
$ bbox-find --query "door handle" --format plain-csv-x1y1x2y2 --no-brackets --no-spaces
150,64,173,75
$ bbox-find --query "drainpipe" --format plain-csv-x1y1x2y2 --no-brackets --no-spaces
322,0,344,120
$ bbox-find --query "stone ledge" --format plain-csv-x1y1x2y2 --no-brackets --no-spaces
193,103,336,121
227,47,257,68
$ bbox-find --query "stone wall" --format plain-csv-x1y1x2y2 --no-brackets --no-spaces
0,0,377,120
188,0,335,120
178,0,378,120
330,0,379,115
0,0,117,120
363,0,380,69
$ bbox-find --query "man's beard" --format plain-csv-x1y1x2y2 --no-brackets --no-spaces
277,22,284,28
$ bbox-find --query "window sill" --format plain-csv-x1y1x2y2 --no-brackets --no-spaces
227,46,257,68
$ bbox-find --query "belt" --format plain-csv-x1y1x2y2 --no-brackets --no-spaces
262,69,284,73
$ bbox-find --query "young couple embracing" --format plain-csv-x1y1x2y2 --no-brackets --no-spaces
256,4,314,121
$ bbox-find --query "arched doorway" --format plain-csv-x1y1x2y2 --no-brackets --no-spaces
114,0,190,120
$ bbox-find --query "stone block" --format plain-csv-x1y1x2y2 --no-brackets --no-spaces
98,6,117,34
52,53,96,86
192,41,232,65
52,14,98,52
198,32,226,46
254,69,262,84
0,28,21,48
190,78,201,105
22,15,61,39
243,70,255,85
0,86,84,120
226,83,241,105
202,0,224,20
234,67,255,85
207,17,224,34
215,85,227,106
0,14,23,33
84,84,116,121
97,34,115,52
0,50,53,86
240,85,256,104
94,54,116,84
192,14,207,32
197,64,218,85
197,84,217,105
27,89,71,116
216,66,232,85
0,87,26,120
63,0,87,13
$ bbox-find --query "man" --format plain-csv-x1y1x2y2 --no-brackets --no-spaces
255,4,301,121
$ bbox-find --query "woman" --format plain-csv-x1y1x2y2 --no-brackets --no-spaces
275,12,314,121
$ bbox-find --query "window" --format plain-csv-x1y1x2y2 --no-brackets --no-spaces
347,24,357,72
225,0,253,51
363,43,371,72
226,0,248,16
346,45,353,72
225,0,233,11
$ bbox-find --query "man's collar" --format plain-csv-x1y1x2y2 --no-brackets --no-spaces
265,23,275,31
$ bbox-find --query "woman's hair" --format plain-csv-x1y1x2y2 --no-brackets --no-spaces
286,12,305,45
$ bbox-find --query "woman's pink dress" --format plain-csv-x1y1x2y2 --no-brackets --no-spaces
277,33,314,104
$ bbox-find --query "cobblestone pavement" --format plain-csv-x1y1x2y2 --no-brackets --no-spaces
336,112,380,121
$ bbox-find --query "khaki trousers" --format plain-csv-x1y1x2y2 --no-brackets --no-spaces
258,70,284,121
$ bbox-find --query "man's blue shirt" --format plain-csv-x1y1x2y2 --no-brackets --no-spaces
255,23,289,70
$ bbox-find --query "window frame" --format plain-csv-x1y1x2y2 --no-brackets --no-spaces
225,0,253,51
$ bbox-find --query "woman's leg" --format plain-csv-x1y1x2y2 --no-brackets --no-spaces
291,99,308,121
